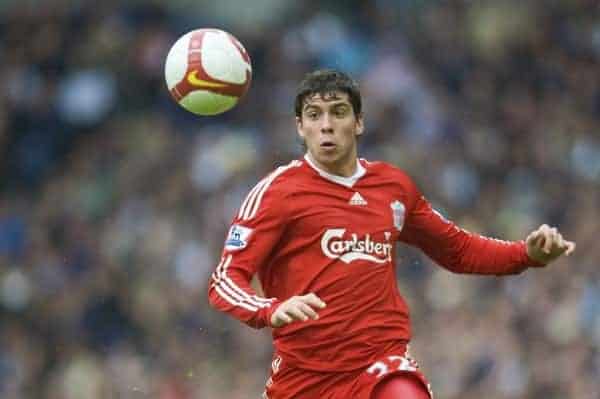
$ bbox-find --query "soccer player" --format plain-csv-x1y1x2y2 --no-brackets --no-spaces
207,70,575,399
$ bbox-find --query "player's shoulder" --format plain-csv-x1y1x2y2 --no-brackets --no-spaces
262,159,305,191
360,158,416,187
251,159,304,195
236,160,302,221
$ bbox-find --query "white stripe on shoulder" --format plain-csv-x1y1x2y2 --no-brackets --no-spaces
238,178,267,219
240,160,301,221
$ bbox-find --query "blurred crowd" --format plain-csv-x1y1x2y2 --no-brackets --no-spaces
0,0,598,398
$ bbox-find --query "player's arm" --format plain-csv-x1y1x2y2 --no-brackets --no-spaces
208,166,326,328
400,186,574,275
207,174,287,329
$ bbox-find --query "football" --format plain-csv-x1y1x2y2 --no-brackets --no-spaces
164,28,252,116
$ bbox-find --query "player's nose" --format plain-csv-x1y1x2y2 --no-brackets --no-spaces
320,113,334,133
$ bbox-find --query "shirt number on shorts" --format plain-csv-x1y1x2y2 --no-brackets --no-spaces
367,356,417,378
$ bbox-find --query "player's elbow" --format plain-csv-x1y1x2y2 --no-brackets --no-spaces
447,259,474,274
207,282,221,310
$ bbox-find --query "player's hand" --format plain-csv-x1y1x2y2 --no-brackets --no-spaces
270,293,326,328
525,224,575,265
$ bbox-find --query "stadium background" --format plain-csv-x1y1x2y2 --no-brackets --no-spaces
0,0,598,398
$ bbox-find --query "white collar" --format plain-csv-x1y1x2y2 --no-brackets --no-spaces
304,154,366,188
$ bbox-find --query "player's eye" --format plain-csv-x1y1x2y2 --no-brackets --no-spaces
334,106,349,117
305,110,319,120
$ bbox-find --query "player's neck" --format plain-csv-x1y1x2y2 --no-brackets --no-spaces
305,152,358,177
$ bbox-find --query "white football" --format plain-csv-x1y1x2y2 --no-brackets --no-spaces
165,28,252,116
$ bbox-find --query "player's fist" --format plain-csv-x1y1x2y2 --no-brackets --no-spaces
270,293,326,328
526,224,575,265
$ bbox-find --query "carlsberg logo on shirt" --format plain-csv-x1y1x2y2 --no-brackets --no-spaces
321,229,392,264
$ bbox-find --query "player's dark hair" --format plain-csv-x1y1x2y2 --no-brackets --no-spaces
294,69,362,118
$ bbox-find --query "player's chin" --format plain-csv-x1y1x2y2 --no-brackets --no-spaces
316,146,339,159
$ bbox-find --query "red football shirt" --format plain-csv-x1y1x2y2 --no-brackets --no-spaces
208,156,537,371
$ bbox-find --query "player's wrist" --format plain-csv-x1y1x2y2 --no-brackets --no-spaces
265,299,283,328
521,240,546,267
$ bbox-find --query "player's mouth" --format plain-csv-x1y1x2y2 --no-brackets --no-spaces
320,141,336,151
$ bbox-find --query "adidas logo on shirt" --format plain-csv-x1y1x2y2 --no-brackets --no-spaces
349,192,368,206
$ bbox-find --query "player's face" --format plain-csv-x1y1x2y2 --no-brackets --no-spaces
296,92,364,177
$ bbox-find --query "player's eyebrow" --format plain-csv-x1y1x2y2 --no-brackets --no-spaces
303,100,350,112
331,102,350,109
303,104,319,111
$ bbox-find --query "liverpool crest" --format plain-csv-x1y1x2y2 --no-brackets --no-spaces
390,200,405,231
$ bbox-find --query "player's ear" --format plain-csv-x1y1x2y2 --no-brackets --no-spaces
296,116,305,139
355,113,364,137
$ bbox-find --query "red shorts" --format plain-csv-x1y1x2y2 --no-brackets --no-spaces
262,349,433,399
